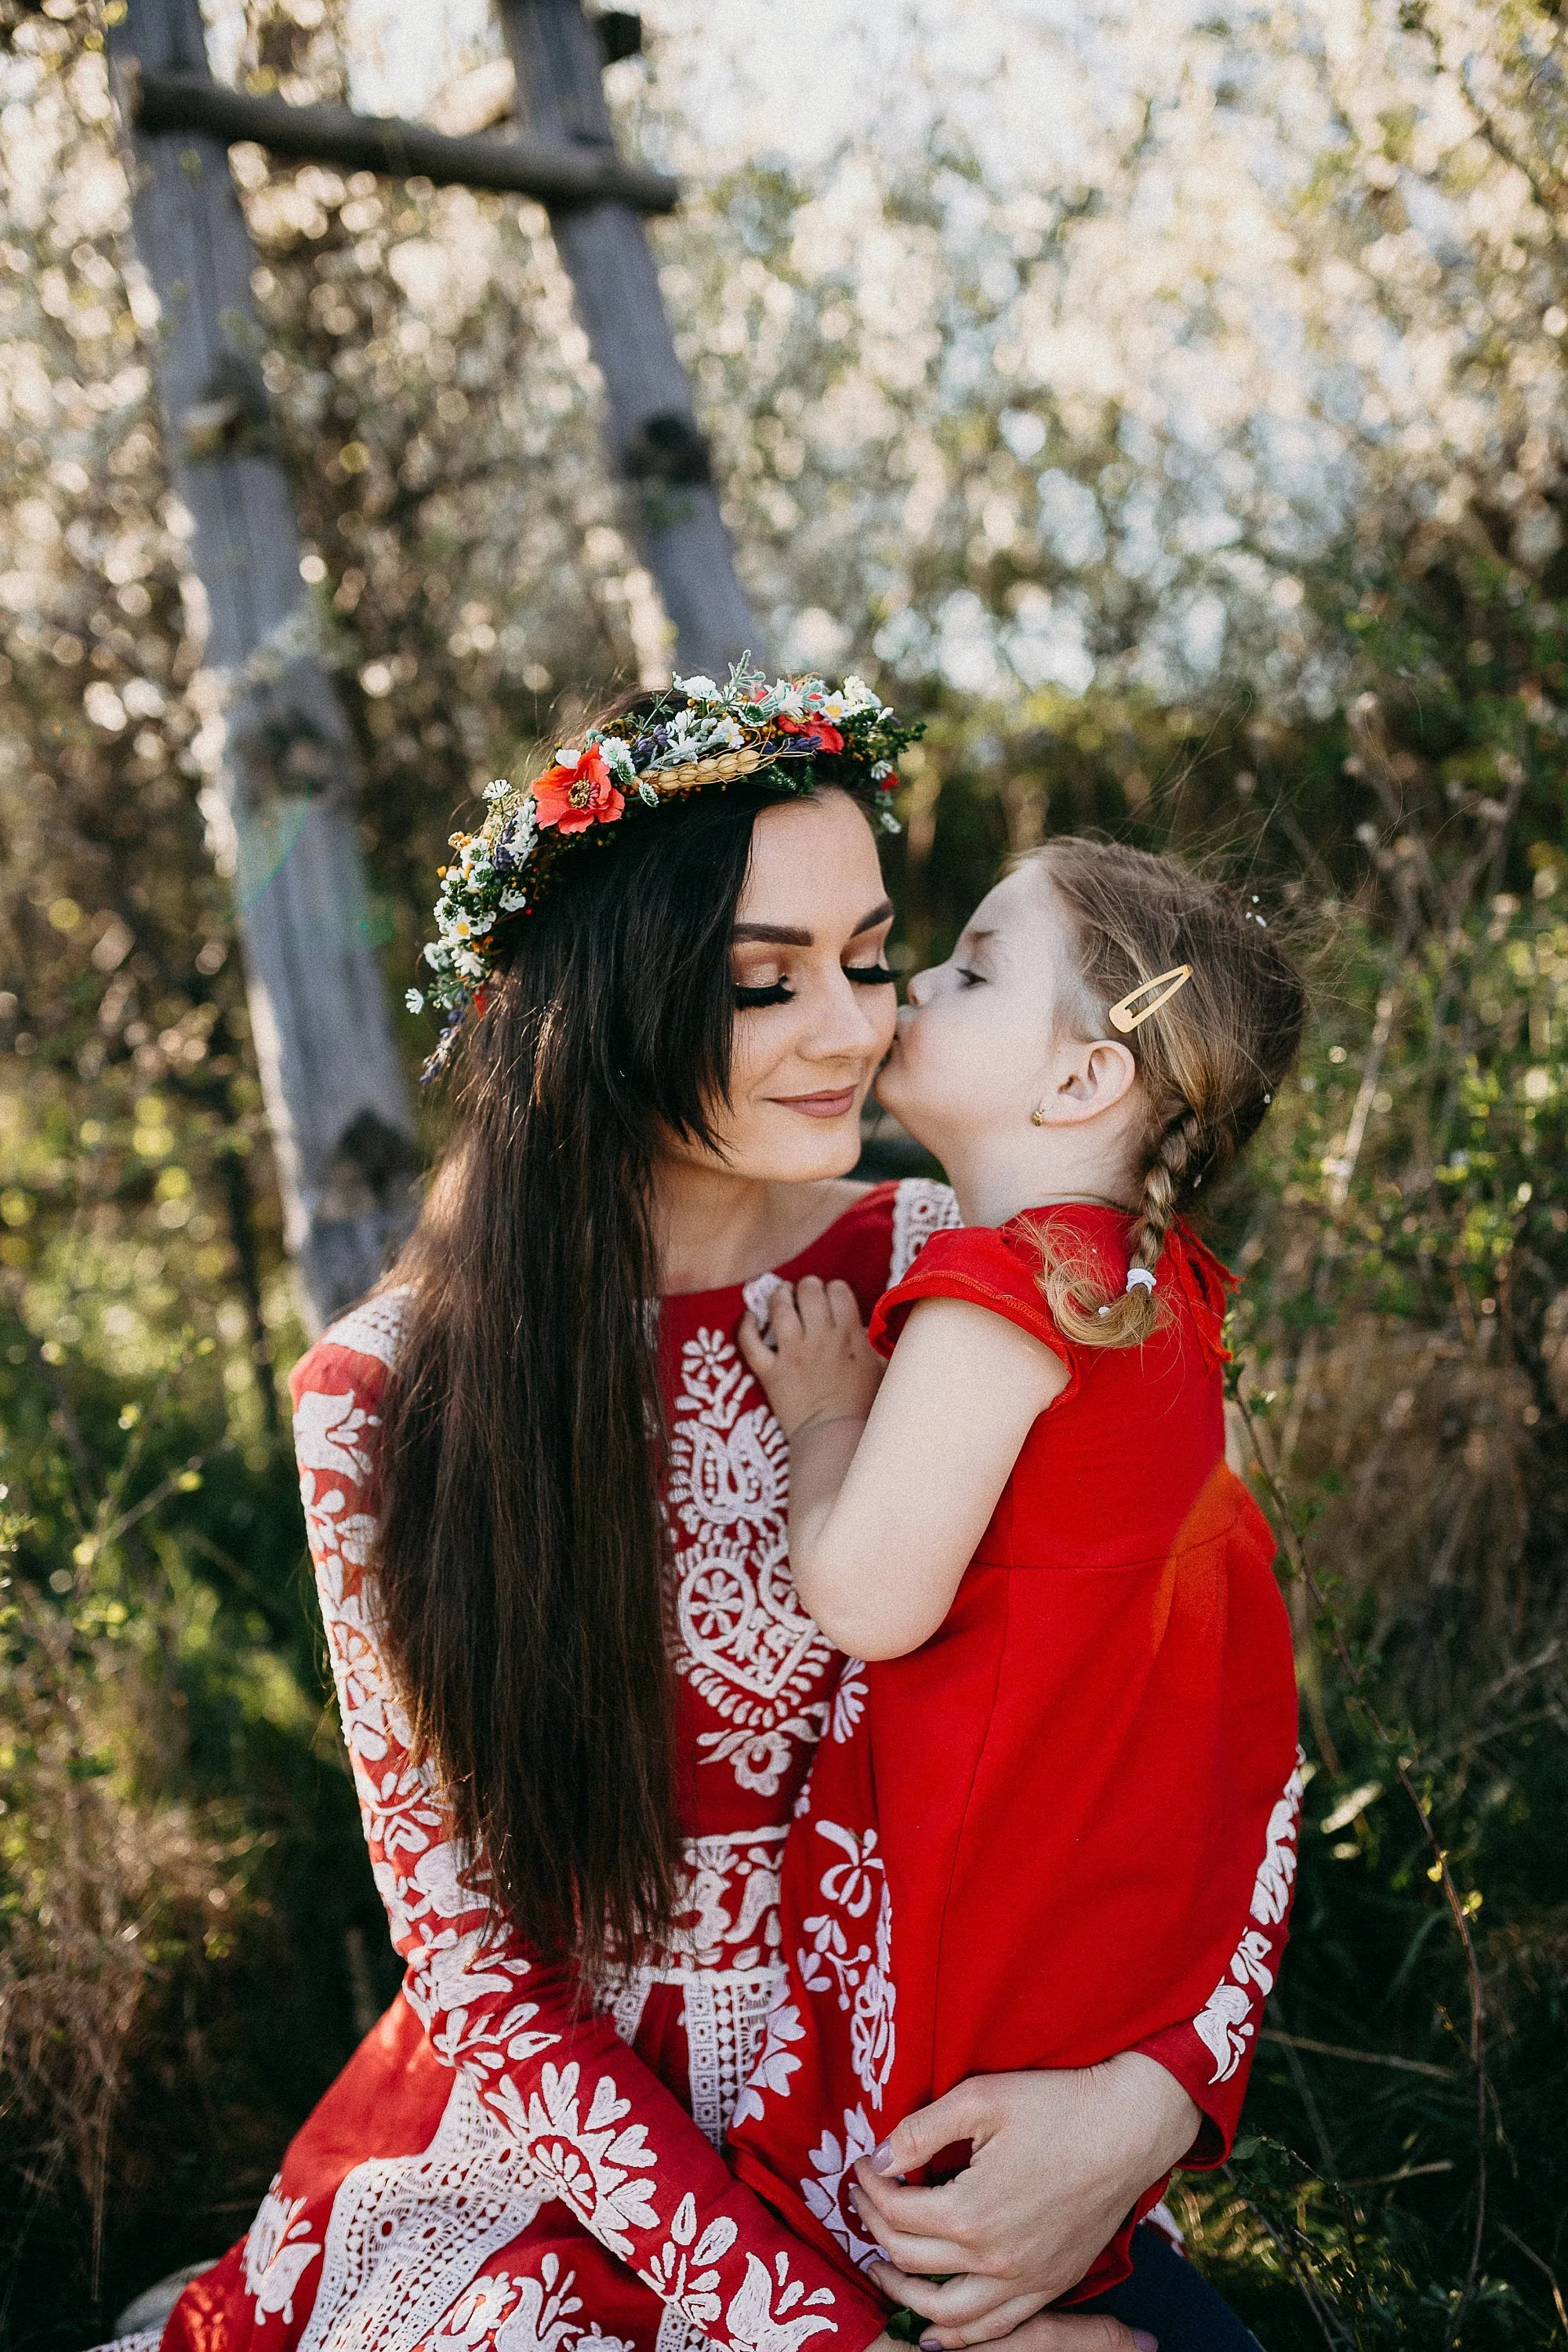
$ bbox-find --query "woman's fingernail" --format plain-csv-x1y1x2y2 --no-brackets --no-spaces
919,2338,942,2350
870,2140,894,2172
1133,2334,1159,2351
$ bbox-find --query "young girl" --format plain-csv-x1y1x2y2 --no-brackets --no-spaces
727,837,1307,2319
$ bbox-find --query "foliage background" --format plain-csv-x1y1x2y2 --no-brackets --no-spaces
2,0,1567,2344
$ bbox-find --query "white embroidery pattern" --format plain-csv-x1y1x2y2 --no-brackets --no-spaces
724,2254,839,2352
245,2178,324,2326
645,2193,740,2328
423,2252,636,2352
888,1178,961,1284
299,2074,545,2352
683,1970,782,2149
828,1663,866,1746
801,2108,883,2270
666,1327,834,1792
280,1290,866,2352
670,1828,786,1975
1192,1748,1305,2082
731,1991,804,2129
489,2064,659,2260
655,2304,717,2352
796,1823,895,2109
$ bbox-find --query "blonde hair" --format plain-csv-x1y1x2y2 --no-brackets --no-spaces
1026,838,1306,1349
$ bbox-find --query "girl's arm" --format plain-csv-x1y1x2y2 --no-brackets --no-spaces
291,1335,891,2352
738,1277,1067,1660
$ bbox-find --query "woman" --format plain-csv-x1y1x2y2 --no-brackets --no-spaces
152,674,1286,2352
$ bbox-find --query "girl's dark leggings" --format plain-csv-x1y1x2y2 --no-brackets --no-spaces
1073,2223,1266,2350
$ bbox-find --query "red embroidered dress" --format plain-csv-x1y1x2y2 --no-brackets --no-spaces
147,1184,1287,2352
728,1207,1302,2307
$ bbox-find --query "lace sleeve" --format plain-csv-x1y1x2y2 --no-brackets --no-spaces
292,1334,888,2352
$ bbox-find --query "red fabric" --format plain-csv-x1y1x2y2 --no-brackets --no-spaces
728,1207,1301,2306
155,1185,1290,2352
161,1186,913,2352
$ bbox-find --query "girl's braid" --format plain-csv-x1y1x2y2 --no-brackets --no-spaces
1130,1107,1204,1279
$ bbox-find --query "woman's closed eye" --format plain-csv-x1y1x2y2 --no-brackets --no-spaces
734,961,896,1010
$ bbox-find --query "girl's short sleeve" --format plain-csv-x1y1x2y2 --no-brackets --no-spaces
867,1225,1082,1400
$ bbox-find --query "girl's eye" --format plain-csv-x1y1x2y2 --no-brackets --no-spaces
845,963,896,987
956,965,985,987
735,980,794,1009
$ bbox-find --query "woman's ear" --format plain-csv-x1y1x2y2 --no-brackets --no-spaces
1032,1036,1138,1127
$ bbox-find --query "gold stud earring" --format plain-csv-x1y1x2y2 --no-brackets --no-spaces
1029,1105,1048,1127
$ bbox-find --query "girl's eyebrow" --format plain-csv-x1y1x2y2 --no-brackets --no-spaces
732,898,894,948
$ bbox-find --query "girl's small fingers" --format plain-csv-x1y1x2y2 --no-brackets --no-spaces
844,2209,966,2274
827,1277,863,1330
793,1274,830,1334
766,1283,803,1342
737,1314,785,1385
863,2270,1037,2328
982,2318,1148,2352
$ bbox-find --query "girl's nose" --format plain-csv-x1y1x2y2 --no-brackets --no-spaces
906,966,937,1007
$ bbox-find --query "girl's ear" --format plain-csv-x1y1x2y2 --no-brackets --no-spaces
1032,1036,1138,1127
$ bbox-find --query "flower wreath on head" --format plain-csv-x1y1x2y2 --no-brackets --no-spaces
409,658,922,1076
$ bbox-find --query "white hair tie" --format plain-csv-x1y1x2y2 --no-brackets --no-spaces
1098,1267,1157,1316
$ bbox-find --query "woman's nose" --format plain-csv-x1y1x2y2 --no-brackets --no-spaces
807,971,895,1061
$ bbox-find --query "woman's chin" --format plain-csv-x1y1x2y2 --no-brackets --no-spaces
729,1105,866,1186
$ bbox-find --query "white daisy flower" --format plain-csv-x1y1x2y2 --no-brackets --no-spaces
405,987,425,1014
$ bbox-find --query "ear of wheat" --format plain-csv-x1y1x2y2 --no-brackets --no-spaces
656,745,776,790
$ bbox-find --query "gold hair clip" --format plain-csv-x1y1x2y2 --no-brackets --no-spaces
1108,964,1193,1035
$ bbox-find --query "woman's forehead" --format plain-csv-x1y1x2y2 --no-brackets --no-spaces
737,793,884,928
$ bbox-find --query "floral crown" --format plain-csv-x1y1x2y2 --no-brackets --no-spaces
410,660,920,1075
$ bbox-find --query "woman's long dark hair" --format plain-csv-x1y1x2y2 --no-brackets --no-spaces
374,717,879,1972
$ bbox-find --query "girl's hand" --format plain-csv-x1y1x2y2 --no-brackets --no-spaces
864,2321,1150,2352
849,2056,1200,2347
739,1276,884,1439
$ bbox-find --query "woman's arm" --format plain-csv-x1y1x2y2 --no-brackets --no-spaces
844,1764,1301,2347
739,1282,1066,1658
845,2058,1196,2345
293,1341,890,2352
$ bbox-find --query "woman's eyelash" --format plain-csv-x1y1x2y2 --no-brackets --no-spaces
733,963,896,1011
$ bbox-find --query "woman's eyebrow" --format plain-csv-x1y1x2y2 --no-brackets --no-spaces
732,898,894,949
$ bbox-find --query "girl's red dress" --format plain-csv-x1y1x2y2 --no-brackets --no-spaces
728,1206,1302,2307
145,1183,1294,2352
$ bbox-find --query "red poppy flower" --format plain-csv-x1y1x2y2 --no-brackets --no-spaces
776,716,846,753
532,746,626,835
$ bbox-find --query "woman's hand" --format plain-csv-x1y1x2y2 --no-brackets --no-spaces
850,2056,1200,2347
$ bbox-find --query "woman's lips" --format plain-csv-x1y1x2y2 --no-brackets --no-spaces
770,1087,858,1120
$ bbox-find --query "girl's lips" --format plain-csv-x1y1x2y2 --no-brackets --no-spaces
770,1087,858,1120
